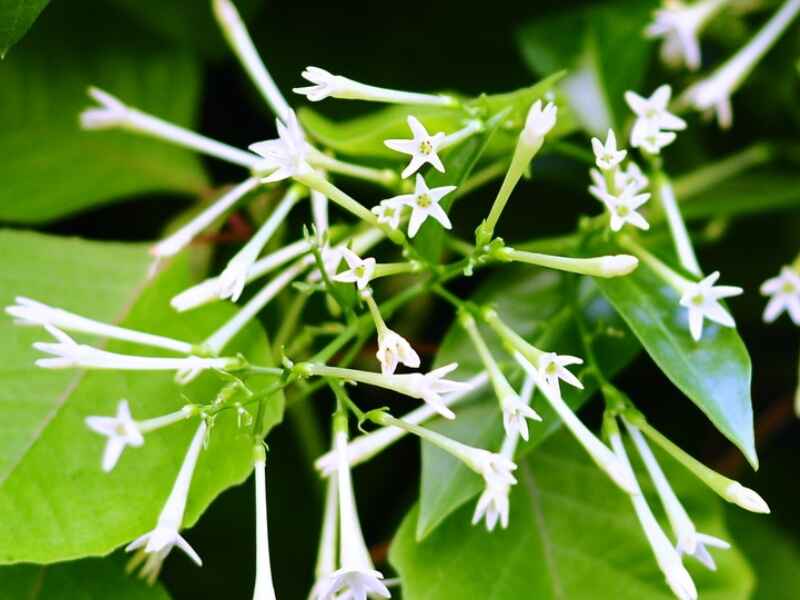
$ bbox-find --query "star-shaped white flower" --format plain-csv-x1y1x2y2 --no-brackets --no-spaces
760,266,800,324
631,122,678,155
537,352,584,395
385,174,455,238
80,87,129,130
472,481,510,532
332,248,376,290
126,525,203,583
592,129,627,171
404,362,471,419
521,100,558,147
626,85,687,132
678,531,731,571
376,328,420,375
384,115,446,179
293,66,341,102
85,399,144,472
470,448,518,489
679,271,743,341
599,186,651,232
371,198,404,229
249,110,311,182
588,162,649,202
315,568,391,600
645,1,712,71
501,394,541,442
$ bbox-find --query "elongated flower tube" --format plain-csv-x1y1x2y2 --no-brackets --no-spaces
624,418,730,570
495,247,639,278
315,415,390,600
679,0,800,127
298,362,471,420
625,410,770,513
294,66,456,107
126,421,207,583
309,475,338,599
252,445,278,600
315,373,488,475
473,373,536,532
460,313,540,440
619,236,742,341
651,171,700,275
151,178,261,258
217,185,305,302
32,325,241,377
475,100,557,246
81,87,261,169
86,401,196,472
607,419,698,600
7,296,195,354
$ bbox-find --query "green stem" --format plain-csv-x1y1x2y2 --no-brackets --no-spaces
617,235,693,292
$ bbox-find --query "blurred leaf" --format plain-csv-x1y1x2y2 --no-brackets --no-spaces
0,555,171,599
517,0,655,135
413,111,505,262
0,0,48,57
416,269,641,539
0,230,282,563
298,73,574,161
593,254,757,468
726,508,800,600
393,431,754,600
0,1,208,223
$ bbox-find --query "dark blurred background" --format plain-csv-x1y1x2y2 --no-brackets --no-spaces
7,0,800,597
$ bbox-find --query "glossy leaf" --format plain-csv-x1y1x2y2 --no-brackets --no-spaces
0,555,171,599
0,230,282,563
593,254,757,468
298,73,574,160
416,269,641,539
0,0,49,57
0,1,208,223
393,431,754,600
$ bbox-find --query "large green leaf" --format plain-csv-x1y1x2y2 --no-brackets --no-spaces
416,269,641,539
0,555,171,599
0,1,208,223
517,0,655,135
0,230,281,563
0,0,49,57
593,254,756,468
298,73,574,161
392,431,754,600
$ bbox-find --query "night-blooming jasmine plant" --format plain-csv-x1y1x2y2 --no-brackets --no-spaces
592,129,627,171
626,85,686,153
761,264,800,324
85,400,144,472
384,173,456,238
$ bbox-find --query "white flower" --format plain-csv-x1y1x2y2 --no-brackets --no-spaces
631,122,678,155
252,454,278,600
679,271,742,341
80,87,129,130
537,352,584,395
725,482,770,514
332,248,376,290
384,115,446,178
293,66,343,102
618,162,649,193
315,569,390,600
376,328,420,375
464,447,518,489
403,363,471,419
249,110,312,182
471,481,510,532
645,0,725,71
371,198,404,229
599,186,651,232
216,254,252,302
384,174,455,238
85,400,144,472
680,532,731,571
626,85,687,133
591,129,627,171
501,393,541,442
520,100,558,148
126,421,207,583
761,266,800,324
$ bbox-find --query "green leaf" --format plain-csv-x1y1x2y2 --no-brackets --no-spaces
0,1,208,223
416,269,641,539
726,508,800,600
0,230,282,563
593,255,757,468
0,0,49,57
392,431,755,600
517,0,655,135
298,73,574,161
0,554,171,599
412,111,506,262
